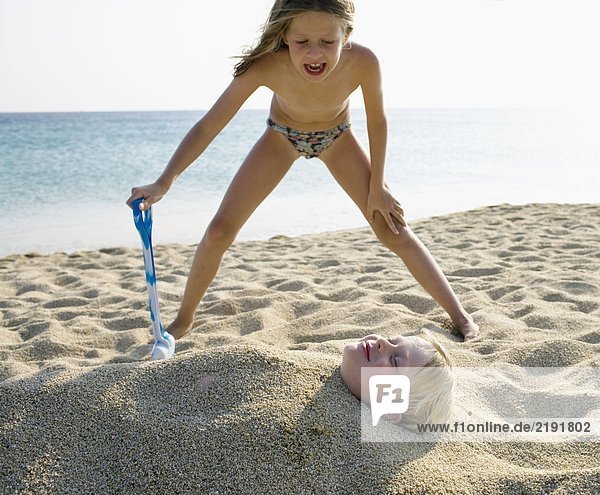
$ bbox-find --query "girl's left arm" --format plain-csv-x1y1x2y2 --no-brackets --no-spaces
361,50,387,190
360,49,406,234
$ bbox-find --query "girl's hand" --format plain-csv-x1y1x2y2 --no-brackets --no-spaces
126,180,170,211
366,185,406,235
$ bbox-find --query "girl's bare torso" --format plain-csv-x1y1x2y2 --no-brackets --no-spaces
256,44,368,131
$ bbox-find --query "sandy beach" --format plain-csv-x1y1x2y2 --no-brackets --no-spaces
1,203,599,494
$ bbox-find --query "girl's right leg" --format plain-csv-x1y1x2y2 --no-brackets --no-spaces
167,128,299,339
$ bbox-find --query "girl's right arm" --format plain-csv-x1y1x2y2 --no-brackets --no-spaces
126,69,261,210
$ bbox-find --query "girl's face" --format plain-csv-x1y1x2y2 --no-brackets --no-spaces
284,11,348,83
340,334,435,400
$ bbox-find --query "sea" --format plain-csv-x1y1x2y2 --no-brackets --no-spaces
0,108,598,257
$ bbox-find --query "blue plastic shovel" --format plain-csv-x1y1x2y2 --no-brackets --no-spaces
132,198,175,360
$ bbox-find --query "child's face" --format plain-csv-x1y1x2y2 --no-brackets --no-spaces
284,11,348,83
340,334,435,400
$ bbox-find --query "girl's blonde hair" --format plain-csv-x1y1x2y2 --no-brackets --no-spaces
233,0,355,77
399,329,455,429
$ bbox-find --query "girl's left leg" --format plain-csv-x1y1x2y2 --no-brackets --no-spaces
319,131,479,340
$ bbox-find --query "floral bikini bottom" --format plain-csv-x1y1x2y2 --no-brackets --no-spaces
267,118,351,159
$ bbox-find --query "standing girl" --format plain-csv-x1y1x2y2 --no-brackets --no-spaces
127,0,479,341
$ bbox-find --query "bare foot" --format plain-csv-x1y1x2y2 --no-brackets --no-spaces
166,318,193,340
456,319,479,341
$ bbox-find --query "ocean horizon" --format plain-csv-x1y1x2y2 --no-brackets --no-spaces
1,108,598,257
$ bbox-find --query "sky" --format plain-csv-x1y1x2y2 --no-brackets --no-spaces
1,0,599,112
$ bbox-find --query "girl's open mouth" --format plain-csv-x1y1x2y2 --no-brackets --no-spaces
304,63,326,76
363,341,370,361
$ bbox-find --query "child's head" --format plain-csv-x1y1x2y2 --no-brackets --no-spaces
233,0,355,77
340,329,455,427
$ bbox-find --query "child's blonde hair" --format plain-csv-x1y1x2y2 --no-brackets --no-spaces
233,0,355,77
399,329,455,429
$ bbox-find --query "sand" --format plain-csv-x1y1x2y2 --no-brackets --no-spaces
1,203,599,494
